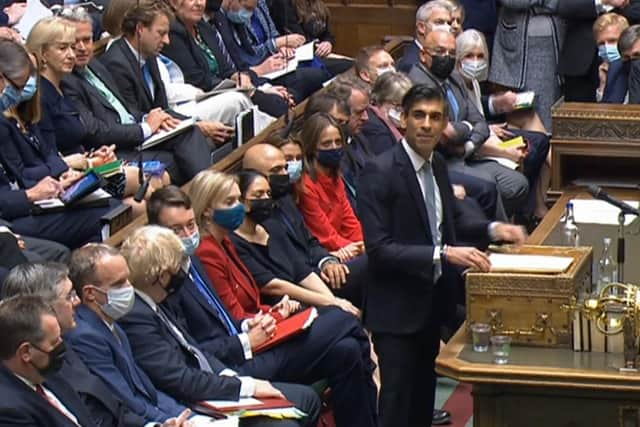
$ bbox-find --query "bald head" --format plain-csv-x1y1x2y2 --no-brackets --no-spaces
242,144,288,177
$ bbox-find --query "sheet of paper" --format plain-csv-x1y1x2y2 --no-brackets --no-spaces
570,199,640,225
142,118,196,150
514,91,535,109
203,398,262,410
488,253,574,273
262,58,298,80
482,156,519,170
14,0,52,37
295,41,315,62
241,407,306,419
253,106,276,135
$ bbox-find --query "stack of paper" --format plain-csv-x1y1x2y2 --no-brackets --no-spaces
488,253,574,273
570,199,640,226
142,118,196,150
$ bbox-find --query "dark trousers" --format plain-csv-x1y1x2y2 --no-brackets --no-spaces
22,236,70,263
320,57,354,77
449,170,507,221
335,254,367,308
511,128,550,216
251,90,289,118
373,315,441,427
563,56,599,103
238,307,379,427
273,67,327,103
243,382,320,427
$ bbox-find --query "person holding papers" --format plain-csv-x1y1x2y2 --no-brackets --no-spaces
61,9,212,185
0,39,116,249
119,225,321,427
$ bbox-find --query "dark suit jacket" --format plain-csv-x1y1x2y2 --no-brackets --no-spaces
162,18,237,92
0,162,33,221
118,294,242,403
408,64,490,155
603,59,628,103
556,0,599,77
163,258,246,368
360,108,399,156
0,364,96,427
61,346,145,427
397,40,420,75
357,143,490,334
61,60,145,150
100,38,186,119
66,304,186,423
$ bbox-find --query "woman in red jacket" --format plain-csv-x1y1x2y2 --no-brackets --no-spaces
190,169,298,321
297,113,365,262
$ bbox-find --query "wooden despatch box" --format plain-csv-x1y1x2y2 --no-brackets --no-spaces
466,245,593,348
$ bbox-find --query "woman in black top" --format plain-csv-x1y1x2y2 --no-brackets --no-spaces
230,169,359,316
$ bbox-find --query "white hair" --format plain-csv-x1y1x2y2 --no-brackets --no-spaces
416,0,453,24
455,29,489,63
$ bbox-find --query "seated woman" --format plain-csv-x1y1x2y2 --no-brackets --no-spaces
267,133,304,186
360,71,411,155
189,169,359,320
162,0,291,117
26,17,170,217
231,169,360,314
266,0,353,76
456,29,550,221
297,113,364,261
0,39,117,248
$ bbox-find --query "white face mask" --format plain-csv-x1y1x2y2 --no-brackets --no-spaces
375,66,396,77
431,23,452,33
460,59,489,82
388,107,403,127
100,285,135,320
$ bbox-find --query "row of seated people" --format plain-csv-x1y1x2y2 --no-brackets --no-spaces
0,0,352,271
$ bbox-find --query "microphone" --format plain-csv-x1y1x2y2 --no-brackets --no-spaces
133,159,150,202
587,185,640,216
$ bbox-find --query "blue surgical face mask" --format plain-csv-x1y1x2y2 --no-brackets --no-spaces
20,75,37,102
0,78,22,111
598,43,621,63
460,59,489,82
316,147,344,169
213,203,246,231
286,160,303,183
228,7,253,24
181,229,201,256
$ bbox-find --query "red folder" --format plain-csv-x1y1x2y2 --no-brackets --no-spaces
254,307,318,353
198,397,295,413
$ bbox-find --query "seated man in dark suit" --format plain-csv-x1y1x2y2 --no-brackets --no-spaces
0,295,98,426
0,233,27,285
100,0,235,148
147,186,378,427
397,0,453,74
119,225,321,427
409,29,528,217
66,244,206,425
61,9,212,185
0,262,191,427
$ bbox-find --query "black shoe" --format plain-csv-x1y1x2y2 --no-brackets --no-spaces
432,409,451,425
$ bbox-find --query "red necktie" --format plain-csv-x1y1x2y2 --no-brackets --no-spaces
34,384,77,425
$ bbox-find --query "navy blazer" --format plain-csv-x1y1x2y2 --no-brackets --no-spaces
359,108,398,156
163,258,246,368
66,304,186,423
0,364,95,427
0,162,33,221
118,294,242,403
40,76,88,156
397,41,420,75
0,114,68,189
603,59,628,103
357,144,490,334
61,60,146,150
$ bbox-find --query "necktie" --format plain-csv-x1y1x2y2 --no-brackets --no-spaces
190,265,239,335
214,28,236,72
155,307,213,373
35,384,79,425
421,162,442,282
82,68,136,124
444,83,460,122
141,63,155,99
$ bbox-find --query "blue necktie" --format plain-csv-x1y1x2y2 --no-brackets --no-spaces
190,265,239,336
444,83,460,121
141,63,154,99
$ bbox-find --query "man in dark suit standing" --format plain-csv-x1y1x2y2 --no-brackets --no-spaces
358,85,526,427
0,295,96,427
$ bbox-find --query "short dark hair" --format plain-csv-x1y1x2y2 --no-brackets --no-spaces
619,24,640,57
401,84,449,117
1,262,69,302
68,244,120,296
121,0,173,36
237,169,268,199
147,185,192,225
304,92,350,120
354,45,385,74
0,295,55,360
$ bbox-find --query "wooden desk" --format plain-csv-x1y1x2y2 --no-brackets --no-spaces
436,327,640,427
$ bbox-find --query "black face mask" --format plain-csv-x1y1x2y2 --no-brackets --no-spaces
247,198,275,224
31,341,66,378
206,0,222,12
430,54,456,79
164,269,186,296
269,174,292,199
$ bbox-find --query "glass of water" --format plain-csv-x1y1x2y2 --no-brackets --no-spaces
490,335,512,365
471,323,491,352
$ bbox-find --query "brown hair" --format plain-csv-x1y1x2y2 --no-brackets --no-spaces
593,12,629,38
292,0,330,28
103,0,137,36
121,0,174,37
146,185,192,225
300,112,344,182
354,45,386,75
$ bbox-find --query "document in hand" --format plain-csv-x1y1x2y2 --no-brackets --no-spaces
142,118,196,150
488,253,574,274
254,307,318,353
514,91,535,109
198,397,306,419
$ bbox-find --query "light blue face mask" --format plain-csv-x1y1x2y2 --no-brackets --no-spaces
598,43,621,63
181,230,201,256
20,75,38,102
286,160,303,183
0,77,22,111
228,7,253,24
